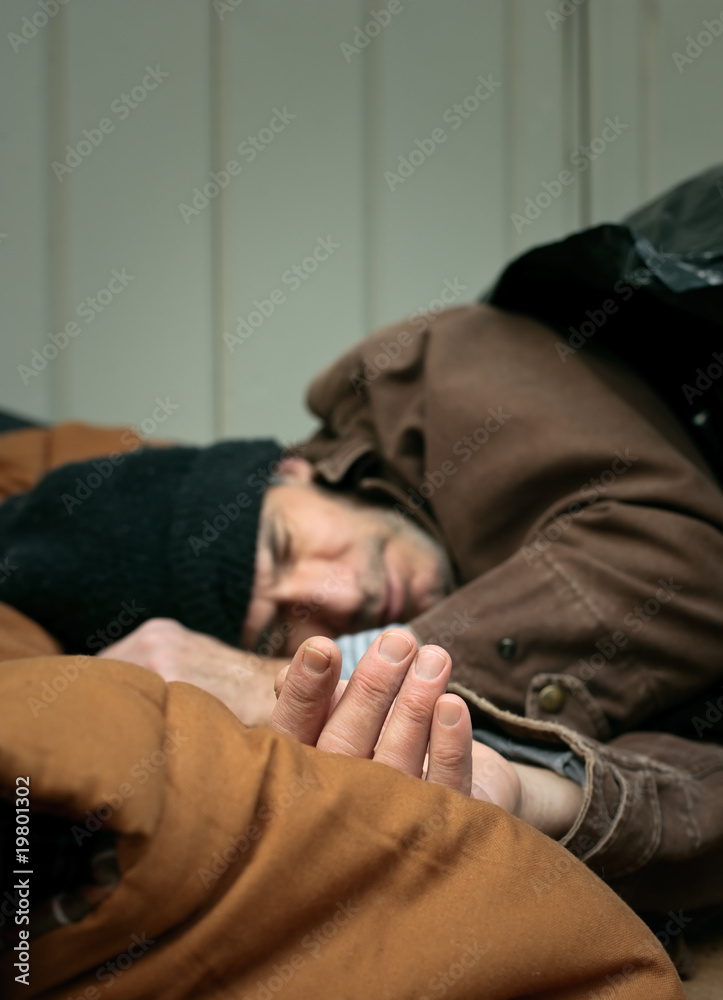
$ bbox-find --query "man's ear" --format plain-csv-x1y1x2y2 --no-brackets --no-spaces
275,456,315,484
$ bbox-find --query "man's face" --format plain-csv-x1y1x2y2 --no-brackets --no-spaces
241,460,453,656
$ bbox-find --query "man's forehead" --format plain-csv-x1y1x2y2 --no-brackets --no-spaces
264,478,377,519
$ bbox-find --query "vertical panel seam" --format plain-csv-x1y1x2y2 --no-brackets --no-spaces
362,0,381,332
503,0,515,263
642,0,659,198
47,12,68,420
210,2,224,439
576,0,592,227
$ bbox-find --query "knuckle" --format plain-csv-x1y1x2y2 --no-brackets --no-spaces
283,669,321,707
430,741,469,773
393,695,434,732
348,670,397,715
144,618,182,641
273,698,321,740
375,745,419,774
129,619,184,668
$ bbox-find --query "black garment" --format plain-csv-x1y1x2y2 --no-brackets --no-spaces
0,408,42,435
484,163,723,481
0,439,282,652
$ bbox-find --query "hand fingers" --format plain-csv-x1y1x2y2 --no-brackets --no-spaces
316,629,418,758
269,636,342,745
372,645,453,776
275,666,349,715
426,695,473,796
273,664,291,699
327,679,349,717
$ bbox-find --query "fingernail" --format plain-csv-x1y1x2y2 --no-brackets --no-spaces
379,631,413,664
303,645,330,675
438,700,462,727
415,647,446,680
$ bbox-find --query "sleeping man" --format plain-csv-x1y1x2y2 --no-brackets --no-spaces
2,300,723,929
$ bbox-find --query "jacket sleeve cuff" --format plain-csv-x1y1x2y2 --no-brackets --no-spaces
451,679,662,879
559,748,661,879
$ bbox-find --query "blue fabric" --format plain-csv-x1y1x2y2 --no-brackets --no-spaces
472,727,586,786
335,624,410,679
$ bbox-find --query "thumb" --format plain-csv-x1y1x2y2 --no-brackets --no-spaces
274,663,291,699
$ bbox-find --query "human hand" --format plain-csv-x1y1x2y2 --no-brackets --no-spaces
271,630,584,836
98,618,284,727
270,628,519,805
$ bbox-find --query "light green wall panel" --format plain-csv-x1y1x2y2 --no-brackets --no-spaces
54,0,215,443
2,1,722,442
217,0,368,443
0,0,53,421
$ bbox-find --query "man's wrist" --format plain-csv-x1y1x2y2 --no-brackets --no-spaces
513,762,584,839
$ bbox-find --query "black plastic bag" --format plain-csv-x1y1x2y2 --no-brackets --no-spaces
484,164,723,478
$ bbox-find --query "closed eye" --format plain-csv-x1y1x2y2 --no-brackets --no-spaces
254,514,292,653
270,514,292,583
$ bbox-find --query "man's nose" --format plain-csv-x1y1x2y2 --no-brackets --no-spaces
273,561,370,630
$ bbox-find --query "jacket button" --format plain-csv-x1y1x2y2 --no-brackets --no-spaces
538,684,566,713
496,637,517,660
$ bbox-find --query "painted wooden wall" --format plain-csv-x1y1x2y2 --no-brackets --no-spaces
1,0,722,444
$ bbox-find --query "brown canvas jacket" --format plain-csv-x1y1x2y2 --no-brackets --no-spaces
298,304,723,913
